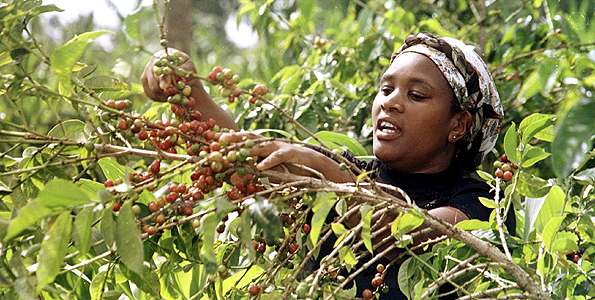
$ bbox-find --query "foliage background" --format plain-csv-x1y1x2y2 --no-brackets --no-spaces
2,0,595,299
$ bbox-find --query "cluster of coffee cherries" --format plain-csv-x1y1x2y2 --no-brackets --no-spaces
566,248,590,264
361,263,390,299
493,154,517,182
206,66,267,105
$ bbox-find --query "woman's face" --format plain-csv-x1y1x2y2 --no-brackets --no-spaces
372,52,460,173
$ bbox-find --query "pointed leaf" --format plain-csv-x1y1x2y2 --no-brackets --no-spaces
37,179,92,208
51,31,110,95
503,123,520,164
392,207,424,235
360,205,373,254
118,262,160,297
90,271,107,300
37,211,72,290
100,205,116,249
534,186,565,233
519,113,555,143
199,213,218,274
5,201,54,241
116,200,144,276
309,192,337,246
73,205,94,256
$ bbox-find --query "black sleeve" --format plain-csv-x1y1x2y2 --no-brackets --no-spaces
446,180,516,233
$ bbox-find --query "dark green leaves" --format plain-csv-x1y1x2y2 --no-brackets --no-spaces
116,200,144,276
37,179,92,208
249,197,284,242
552,96,595,179
36,211,72,291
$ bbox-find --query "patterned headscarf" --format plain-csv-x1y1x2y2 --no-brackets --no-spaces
390,32,503,159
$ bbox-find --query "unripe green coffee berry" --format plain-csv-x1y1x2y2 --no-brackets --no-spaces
237,166,246,177
160,39,169,47
153,66,163,76
162,66,172,75
239,148,251,158
244,139,255,148
84,141,95,152
339,163,348,171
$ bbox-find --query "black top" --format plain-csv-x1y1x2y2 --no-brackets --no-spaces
308,152,516,299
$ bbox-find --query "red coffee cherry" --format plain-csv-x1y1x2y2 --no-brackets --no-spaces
248,285,260,296
362,289,373,299
112,202,121,212
503,171,513,182
371,276,383,287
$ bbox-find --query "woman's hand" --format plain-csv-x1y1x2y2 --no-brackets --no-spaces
141,49,239,130
220,132,352,183
141,49,201,103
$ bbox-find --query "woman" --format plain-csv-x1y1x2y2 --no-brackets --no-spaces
142,32,515,299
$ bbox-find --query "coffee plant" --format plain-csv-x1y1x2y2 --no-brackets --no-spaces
1,0,595,299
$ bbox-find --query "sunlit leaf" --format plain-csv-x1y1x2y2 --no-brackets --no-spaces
503,123,519,164
360,205,373,254
50,30,110,95
36,211,72,291
309,192,337,246
37,179,92,208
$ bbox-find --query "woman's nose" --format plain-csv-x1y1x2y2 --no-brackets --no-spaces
380,90,404,113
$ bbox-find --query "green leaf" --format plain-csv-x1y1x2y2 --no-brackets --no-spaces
47,119,88,142
37,179,92,208
331,223,347,236
516,171,550,198
5,201,54,241
360,205,373,254
50,30,110,95
300,0,314,21
522,146,551,168
391,207,424,236
552,96,595,179
100,204,116,249
73,205,94,256
503,123,519,164
199,213,218,275
542,216,566,253
84,75,128,91
309,192,337,246
37,211,72,291
77,64,98,78
124,8,141,41
90,271,107,300
518,113,556,143
237,210,255,257
98,157,126,182
116,200,144,276
476,170,494,181
534,186,565,233
478,197,498,209
119,262,160,297
0,51,13,68
455,219,490,230
315,131,367,156
248,197,283,242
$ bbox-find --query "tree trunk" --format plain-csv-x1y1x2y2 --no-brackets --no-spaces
165,0,193,53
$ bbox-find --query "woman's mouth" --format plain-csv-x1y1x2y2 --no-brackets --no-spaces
376,120,401,139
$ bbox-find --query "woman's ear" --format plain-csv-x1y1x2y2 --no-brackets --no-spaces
449,111,472,143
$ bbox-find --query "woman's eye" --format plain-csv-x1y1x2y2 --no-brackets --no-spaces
409,92,427,101
381,87,393,96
